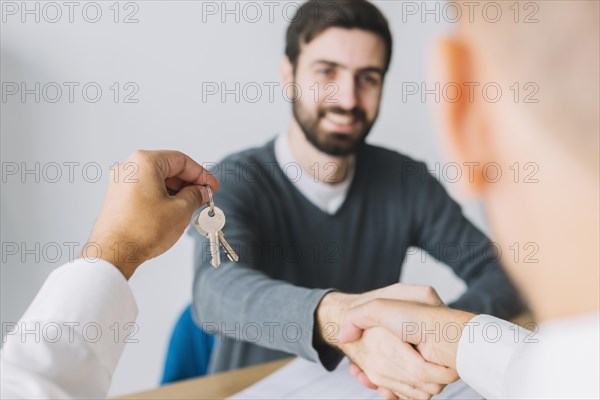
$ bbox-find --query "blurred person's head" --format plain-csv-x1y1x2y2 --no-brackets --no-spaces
281,0,392,157
435,1,599,321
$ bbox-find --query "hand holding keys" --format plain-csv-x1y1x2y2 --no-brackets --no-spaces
193,186,239,268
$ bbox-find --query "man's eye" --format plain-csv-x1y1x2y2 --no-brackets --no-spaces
359,74,379,86
319,69,335,77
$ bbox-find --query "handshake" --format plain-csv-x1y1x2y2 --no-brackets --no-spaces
316,284,476,400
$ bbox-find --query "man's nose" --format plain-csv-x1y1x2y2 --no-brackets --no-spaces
333,76,358,110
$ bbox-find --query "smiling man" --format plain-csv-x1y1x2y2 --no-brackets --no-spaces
191,0,523,395
288,29,386,160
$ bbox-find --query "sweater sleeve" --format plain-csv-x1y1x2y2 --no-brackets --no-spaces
412,163,525,319
190,162,342,370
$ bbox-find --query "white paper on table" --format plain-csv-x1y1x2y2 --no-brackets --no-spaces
229,358,483,400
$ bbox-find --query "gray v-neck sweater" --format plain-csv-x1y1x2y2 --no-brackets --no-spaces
191,139,523,373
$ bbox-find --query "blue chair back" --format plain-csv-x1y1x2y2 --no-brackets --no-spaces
161,305,214,384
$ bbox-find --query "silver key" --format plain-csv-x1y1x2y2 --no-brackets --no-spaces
218,231,239,262
193,186,239,267
196,206,225,267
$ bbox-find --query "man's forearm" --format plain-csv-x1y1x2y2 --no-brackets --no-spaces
193,261,331,363
315,291,354,347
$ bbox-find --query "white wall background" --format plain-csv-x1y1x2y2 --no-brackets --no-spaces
1,1,488,396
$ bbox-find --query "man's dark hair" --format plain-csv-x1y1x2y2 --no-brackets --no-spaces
285,0,393,73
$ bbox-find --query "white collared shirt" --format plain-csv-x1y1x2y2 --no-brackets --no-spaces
457,314,600,399
274,133,355,215
0,259,138,399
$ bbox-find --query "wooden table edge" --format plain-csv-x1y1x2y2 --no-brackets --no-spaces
115,358,293,400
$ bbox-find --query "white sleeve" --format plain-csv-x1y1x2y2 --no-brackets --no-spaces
456,314,529,399
0,259,138,399
503,313,600,399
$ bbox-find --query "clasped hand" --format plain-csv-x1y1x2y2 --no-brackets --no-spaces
317,284,475,400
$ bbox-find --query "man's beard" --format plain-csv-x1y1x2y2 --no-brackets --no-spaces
292,97,375,157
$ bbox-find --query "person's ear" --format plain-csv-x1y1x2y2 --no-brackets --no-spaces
434,37,491,194
280,56,294,86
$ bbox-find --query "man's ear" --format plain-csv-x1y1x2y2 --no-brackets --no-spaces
280,56,294,86
434,37,490,194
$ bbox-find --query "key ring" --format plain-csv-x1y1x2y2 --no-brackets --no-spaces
206,185,215,217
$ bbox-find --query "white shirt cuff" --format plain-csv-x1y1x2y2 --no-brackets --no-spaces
456,314,528,399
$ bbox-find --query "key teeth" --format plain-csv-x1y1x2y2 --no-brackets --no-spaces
210,248,220,268
212,253,220,268
217,231,239,263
